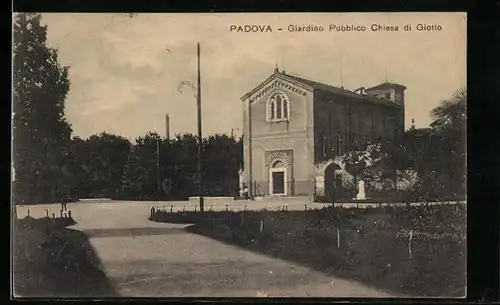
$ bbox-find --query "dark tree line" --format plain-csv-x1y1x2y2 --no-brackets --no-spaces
117,132,243,201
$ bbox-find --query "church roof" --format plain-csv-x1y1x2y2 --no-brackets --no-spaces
365,82,407,91
241,68,404,108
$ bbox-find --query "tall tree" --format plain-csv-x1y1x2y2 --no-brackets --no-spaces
13,13,73,203
72,133,132,198
121,132,163,200
430,88,467,131
428,88,467,198
202,134,242,196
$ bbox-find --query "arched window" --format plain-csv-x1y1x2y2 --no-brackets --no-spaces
276,95,282,118
269,100,275,119
267,92,290,122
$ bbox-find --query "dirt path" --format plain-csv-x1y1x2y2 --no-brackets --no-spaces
17,201,395,297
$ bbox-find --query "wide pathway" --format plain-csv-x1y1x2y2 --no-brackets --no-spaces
16,201,396,297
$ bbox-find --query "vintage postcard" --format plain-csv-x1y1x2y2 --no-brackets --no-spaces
12,12,466,298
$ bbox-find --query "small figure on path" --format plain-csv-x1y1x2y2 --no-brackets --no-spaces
61,195,68,211
241,184,249,200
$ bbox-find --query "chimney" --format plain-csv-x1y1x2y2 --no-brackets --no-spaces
165,114,170,140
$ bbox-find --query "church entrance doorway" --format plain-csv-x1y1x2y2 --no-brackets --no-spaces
270,160,287,196
324,163,342,202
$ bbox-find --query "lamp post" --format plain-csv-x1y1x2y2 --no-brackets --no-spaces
178,43,204,212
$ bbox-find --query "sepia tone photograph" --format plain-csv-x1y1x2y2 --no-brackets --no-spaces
12,12,466,298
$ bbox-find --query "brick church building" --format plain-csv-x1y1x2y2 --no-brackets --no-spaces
240,68,406,201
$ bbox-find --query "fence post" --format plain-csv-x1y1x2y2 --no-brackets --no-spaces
45,209,49,218
27,209,30,217
337,225,340,248
171,205,173,213
408,229,414,260
225,205,228,212
304,204,307,211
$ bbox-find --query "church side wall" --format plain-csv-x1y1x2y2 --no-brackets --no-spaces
313,90,404,164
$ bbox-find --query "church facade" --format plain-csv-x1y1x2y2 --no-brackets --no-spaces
241,68,406,201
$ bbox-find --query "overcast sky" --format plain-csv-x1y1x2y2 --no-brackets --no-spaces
40,12,466,141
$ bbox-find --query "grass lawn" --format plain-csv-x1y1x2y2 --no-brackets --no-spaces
13,217,118,298
151,204,466,297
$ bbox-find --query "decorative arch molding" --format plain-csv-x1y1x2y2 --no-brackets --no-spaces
314,157,346,174
265,149,293,168
252,78,308,101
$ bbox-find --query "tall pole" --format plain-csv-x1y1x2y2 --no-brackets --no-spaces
165,114,170,140
197,42,204,212
248,99,253,199
156,139,161,194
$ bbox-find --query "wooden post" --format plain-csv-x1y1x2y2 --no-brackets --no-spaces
248,98,253,200
27,209,30,217
45,209,49,218
225,205,228,212
171,205,173,213
408,230,414,260
337,225,340,248
196,42,204,212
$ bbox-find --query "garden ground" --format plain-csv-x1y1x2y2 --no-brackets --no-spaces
14,199,398,298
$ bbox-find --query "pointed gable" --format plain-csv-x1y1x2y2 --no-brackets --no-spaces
240,68,312,102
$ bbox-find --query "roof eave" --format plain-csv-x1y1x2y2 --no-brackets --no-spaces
240,72,313,101
365,83,407,91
